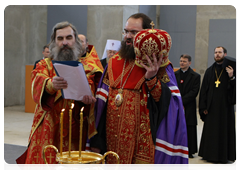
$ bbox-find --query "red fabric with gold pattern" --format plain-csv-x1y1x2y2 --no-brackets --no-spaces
78,45,103,138
17,53,103,164
104,54,162,163
79,45,104,75
133,28,172,68
146,76,162,102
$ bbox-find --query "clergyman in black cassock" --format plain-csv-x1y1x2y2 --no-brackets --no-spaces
175,55,201,158
198,47,236,163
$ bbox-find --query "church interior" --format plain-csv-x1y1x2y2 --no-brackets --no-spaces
3,4,237,169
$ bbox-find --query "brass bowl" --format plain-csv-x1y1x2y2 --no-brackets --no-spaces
43,145,120,170
56,151,104,164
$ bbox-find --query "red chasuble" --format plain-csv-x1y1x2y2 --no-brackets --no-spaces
17,46,103,164
105,54,162,163
79,45,104,138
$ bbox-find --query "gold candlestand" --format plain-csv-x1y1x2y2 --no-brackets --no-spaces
43,103,120,170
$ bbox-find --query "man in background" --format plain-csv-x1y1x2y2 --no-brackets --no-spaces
175,54,200,158
100,39,121,68
198,46,236,163
78,34,89,57
78,34,103,70
33,45,50,69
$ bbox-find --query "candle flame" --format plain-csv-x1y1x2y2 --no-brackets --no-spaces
71,103,74,109
81,107,84,112
61,109,65,112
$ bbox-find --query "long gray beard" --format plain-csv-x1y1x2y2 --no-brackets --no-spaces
51,44,80,61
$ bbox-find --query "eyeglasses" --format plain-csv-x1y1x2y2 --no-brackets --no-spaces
122,29,139,36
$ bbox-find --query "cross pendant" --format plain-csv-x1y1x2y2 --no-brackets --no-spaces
215,79,220,87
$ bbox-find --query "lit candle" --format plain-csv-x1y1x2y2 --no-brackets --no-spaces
68,103,74,158
79,107,84,161
60,108,65,156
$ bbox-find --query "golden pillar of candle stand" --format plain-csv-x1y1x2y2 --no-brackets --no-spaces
68,103,74,160
78,107,84,161
60,109,65,156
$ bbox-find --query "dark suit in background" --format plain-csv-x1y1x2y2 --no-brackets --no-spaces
33,59,42,69
175,67,201,156
100,58,107,69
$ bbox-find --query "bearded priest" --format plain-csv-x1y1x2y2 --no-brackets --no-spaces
16,21,103,164
89,13,188,164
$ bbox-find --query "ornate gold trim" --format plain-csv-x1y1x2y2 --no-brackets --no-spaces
28,110,47,146
160,58,170,68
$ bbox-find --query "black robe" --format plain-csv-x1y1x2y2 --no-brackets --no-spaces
33,59,42,69
175,68,201,155
198,62,236,163
100,58,107,69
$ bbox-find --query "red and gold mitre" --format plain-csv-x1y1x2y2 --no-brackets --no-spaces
133,22,172,68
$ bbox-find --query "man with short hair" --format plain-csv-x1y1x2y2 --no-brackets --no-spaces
198,46,236,163
175,54,201,158
16,21,103,164
78,34,103,71
78,34,89,57
33,45,50,69
90,13,188,164
42,45,50,58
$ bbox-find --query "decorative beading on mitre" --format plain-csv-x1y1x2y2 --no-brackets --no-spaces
133,22,172,68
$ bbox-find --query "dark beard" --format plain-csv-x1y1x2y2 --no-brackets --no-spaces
118,39,135,61
214,56,224,63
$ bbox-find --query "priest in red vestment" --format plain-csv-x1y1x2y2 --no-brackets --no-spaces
90,13,188,164
16,21,103,164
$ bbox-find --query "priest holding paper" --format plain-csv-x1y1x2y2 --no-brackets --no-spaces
16,21,103,164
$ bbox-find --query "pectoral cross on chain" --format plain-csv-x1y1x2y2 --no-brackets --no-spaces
215,68,223,88
215,79,220,87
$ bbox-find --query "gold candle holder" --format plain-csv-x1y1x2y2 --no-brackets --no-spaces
42,103,120,164
60,109,65,156
79,107,84,161
68,103,74,159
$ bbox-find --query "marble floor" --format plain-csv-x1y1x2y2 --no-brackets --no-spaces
3,105,235,166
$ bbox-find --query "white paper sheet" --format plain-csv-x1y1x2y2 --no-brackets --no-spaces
53,63,92,101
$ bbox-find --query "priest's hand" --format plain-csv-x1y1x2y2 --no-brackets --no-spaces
52,76,68,90
226,65,234,78
82,95,96,105
140,53,163,79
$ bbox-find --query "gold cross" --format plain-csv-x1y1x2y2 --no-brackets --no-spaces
140,99,147,106
47,153,54,164
34,153,39,162
215,79,221,87
150,21,155,29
